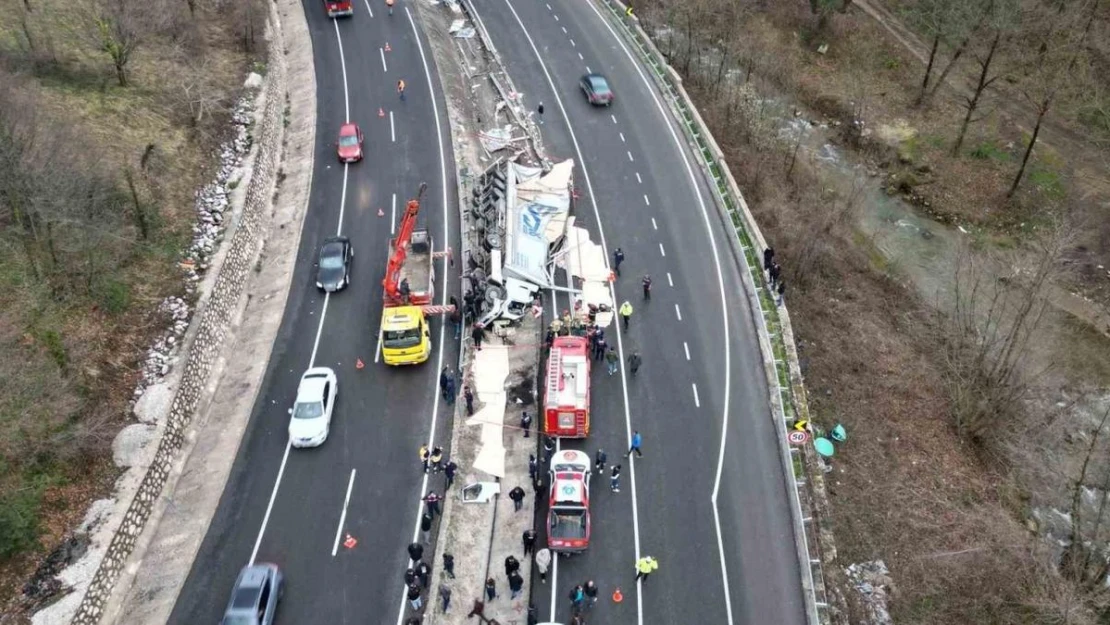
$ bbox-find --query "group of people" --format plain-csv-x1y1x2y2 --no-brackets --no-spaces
763,247,787,306
402,540,456,617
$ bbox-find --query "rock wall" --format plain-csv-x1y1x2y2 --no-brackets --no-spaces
68,6,289,623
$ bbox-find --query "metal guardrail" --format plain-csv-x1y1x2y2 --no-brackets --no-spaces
593,1,832,623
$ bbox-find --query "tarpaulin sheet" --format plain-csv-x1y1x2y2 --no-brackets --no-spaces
467,346,510,477
503,160,574,287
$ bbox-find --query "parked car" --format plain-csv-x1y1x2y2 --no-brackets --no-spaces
579,74,614,106
336,123,364,162
221,563,283,625
288,367,338,448
547,450,591,553
316,236,353,292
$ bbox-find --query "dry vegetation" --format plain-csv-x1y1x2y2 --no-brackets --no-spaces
0,0,263,615
628,0,1110,622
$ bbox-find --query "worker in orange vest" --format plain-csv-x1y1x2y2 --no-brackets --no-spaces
397,78,406,101
385,0,394,14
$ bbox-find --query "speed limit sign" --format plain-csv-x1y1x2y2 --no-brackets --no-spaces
788,430,809,446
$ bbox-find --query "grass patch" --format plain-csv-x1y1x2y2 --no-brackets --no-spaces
969,140,1012,162
1027,167,1066,201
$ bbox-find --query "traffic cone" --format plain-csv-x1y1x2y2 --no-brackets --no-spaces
384,42,391,52
612,587,623,603
344,534,358,549
377,208,385,217
379,107,385,117
608,270,616,283
356,358,365,369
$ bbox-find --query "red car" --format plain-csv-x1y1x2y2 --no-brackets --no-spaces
336,123,363,163
324,0,353,17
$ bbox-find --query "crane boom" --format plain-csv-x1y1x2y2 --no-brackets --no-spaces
383,182,428,303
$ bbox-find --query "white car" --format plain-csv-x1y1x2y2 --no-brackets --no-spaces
288,367,338,448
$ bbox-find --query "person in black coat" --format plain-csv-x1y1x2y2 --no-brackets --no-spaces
508,486,526,512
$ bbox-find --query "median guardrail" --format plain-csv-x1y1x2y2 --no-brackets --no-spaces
594,1,837,622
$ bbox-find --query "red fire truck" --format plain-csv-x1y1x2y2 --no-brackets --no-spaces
323,0,353,18
543,336,590,438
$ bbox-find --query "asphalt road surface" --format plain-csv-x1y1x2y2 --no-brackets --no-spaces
168,3,458,624
467,1,808,623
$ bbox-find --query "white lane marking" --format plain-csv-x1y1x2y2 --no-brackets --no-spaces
394,8,453,625
693,383,701,407
546,2,551,8
553,13,559,20
250,18,354,565
667,272,673,286
643,194,650,206
636,172,642,184
549,439,562,619
684,342,691,360
562,25,567,34
627,150,634,162
391,193,398,234
659,242,666,257
620,132,626,142
374,328,384,364
360,0,374,17
586,65,592,73
584,3,737,619
390,110,396,143
492,1,642,621
573,41,579,50
675,303,682,321
651,217,657,230
330,469,358,556
611,114,617,124
380,47,388,72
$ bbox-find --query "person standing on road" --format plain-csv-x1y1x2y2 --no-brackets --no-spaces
522,529,537,556
420,511,433,543
408,542,424,563
485,577,497,601
627,351,642,376
450,296,461,339
613,247,625,276
528,454,538,480
594,449,607,474
416,560,432,588
424,491,442,518
463,385,475,415
407,583,423,610
443,553,456,578
444,375,456,405
642,274,652,299
509,485,526,512
583,580,599,608
568,584,585,613
535,548,552,583
520,411,532,438
439,584,452,613
471,323,485,350
619,300,633,332
404,568,417,587
385,0,394,15
605,346,619,376
543,437,555,462
429,446,444,473
610,464,622,492
444,460,458,489
635,556,659,583
419,445,430,473
505,554,520,578
509,570,525,599
627,430,643,457
593,335,607,361
532,473,544,499
398,79,407,101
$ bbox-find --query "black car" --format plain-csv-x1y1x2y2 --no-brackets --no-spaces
316,236,352,292
580,73,614,106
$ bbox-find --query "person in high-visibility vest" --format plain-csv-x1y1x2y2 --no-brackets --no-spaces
619,300,633,331
385,0,394,14
634,555,658,583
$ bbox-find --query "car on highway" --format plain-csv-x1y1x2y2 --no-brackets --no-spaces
579,73,614,106
287,367,338,448
324,0,353,18
316,236,352,292
220,563,283,625
547,449,591,553
336,123,363,162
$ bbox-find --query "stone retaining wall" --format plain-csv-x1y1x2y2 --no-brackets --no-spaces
69,6,289,623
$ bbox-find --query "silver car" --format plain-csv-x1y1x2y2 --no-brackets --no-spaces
221,563,283,625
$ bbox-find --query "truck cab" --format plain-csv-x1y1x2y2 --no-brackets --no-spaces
323,0,353,17
380,306,431,366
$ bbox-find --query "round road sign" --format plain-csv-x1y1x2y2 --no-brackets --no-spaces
788,430,809,446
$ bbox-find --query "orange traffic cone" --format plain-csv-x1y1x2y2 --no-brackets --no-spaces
344,534,358,549
612,587,623,603
356,358,365,369
384,42,391,52
608,270,616,283
379,107,385,117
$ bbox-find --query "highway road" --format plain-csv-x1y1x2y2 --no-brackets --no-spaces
467,1,808,623
168,2,458,624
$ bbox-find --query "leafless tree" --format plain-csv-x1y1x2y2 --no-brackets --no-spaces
950,0,1020,155
91,0,145,86
906,0,969,104
1008,0,1098,197
917,0,995,108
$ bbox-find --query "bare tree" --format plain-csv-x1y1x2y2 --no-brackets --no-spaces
1008,0,1098,197
918,0,995,108
905,0,967,104
92,0,145,86
950,0,1020,155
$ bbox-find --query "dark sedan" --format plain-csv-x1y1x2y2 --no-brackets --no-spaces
221,563,283,625
316,236,352,292
580,73,614,106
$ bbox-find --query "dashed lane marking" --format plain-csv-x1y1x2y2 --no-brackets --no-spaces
667,272,673,287
380,47,388,72
684,342,691,361
643,194,650,206
330,469,358,556
651,217,657,230
635,172,642,183
659,242,665,257
675,303,682,321
693,383,701,407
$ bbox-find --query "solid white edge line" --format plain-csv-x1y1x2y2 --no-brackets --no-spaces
394,9,452,625
330,469,358,556
583,1,735,621
494,1,643,621
250,16,355,566
380,47,388,72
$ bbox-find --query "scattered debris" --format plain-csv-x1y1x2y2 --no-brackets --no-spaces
845,561,894,625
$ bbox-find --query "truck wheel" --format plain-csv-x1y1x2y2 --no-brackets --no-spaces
485,285,506,304
484,233,501,251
